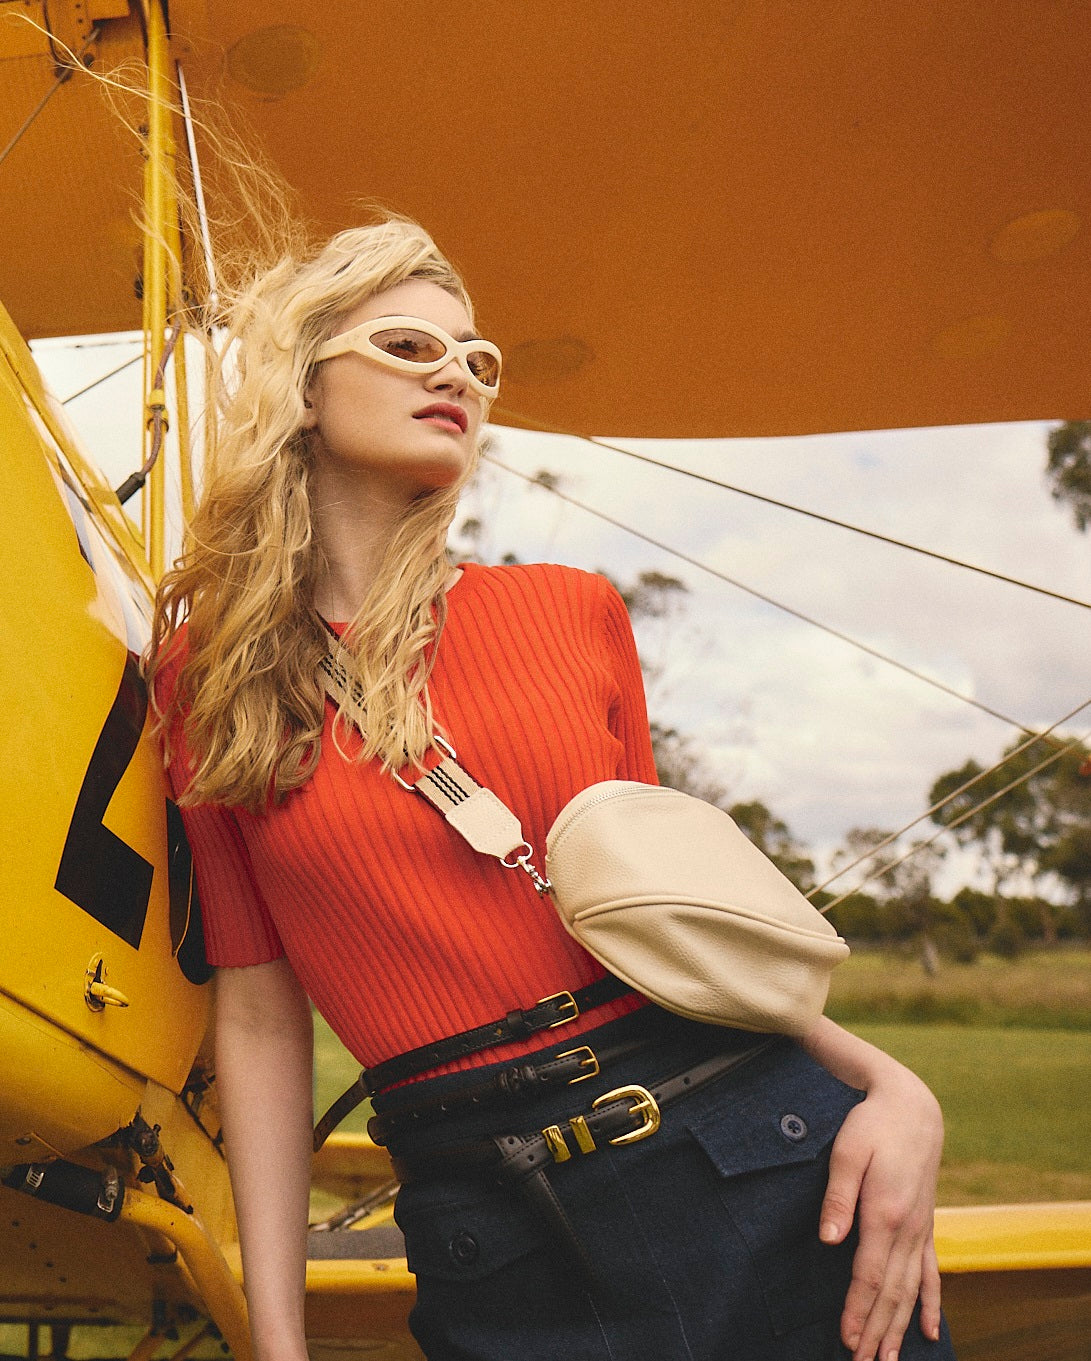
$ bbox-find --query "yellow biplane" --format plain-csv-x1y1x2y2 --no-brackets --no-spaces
1,3,1089,1359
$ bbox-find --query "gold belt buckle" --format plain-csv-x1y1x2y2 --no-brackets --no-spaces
538,990,579,1027
558,1045,599,1084
592,1084,661,1145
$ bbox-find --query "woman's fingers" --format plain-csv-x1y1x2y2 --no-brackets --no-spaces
819,1117,870,1244
821,1091,942,1358
918,1240,944,1342
843,1222,926,1361
799,1021,945,1357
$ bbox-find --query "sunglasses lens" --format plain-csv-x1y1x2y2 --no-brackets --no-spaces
466,350,501,388
368,326,500,389
370,328,448,364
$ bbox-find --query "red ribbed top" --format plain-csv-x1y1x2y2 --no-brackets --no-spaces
162,563,657,1072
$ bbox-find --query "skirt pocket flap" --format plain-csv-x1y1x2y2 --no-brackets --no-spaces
396,1187,542,1282
682,1047,866,1338
685,1048,865,1180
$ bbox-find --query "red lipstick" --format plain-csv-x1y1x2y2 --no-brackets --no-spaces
413,402,468,433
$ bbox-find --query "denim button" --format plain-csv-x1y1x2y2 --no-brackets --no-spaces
780,1113,808,1142
449,1230,479,1266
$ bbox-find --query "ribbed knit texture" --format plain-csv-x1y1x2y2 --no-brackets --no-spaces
163,563,658,1073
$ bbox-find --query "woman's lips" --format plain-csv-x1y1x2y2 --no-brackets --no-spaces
413,403,468,433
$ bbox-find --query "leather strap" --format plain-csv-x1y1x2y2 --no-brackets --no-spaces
318,626,548,883
367,1031,657,1145
391,1037,780,1183
312,973,632,1151
512,1159,598,1283
313,1075,372,1154
367,974,631,1093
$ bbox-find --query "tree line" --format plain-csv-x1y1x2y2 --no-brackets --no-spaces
652,712,1091,965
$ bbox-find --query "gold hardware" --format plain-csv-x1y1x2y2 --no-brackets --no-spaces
559,1046,599,1083
542,1124,571,1163
592,1084,661,1145
569,1115,597,1154
538,991,579,1027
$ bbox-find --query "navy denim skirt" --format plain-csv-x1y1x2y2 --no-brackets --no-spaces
382,1007,955,1361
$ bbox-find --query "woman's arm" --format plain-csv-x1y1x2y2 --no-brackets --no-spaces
800,1017,944,1361
214,957,314,1361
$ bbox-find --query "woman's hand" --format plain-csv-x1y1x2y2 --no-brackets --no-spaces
800,1018,944,1361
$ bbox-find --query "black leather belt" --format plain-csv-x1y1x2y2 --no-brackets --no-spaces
313,974,632,1151
390,1036,780,1185
368,1031,657,1146
391,1035,780,1283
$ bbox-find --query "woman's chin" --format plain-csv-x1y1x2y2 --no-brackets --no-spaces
403,460,465,499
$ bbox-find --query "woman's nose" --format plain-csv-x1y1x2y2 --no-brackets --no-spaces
425,356,469,394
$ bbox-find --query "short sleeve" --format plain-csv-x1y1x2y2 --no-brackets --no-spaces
598,578,659,785
178,802,285,967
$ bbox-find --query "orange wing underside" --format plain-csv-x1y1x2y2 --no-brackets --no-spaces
1,0,1089,437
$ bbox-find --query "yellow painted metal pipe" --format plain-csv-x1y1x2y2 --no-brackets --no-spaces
162,66,194,531
118,1187,251,1361
126,1326,165,1361
174,332,195,526
140,0,183,580
935,1201,1091,1274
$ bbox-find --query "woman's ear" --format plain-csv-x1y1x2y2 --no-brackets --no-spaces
301,376,319,429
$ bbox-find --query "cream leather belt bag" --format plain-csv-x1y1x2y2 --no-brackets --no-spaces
320,638,849,1036
543,781,848,1033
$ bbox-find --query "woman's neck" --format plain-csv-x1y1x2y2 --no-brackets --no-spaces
309,466,410,620
308,464,460,620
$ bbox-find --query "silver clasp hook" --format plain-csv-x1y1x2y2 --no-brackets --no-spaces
500,842,553,895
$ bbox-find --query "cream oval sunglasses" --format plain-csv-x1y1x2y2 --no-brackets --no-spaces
315,315,503,399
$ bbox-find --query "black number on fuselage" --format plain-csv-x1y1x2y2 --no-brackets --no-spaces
55,652,154,948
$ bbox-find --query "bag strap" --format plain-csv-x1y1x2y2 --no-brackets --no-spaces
318,624,553,893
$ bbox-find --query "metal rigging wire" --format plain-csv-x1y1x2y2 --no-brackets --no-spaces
61,350,143,404
491,410,1091,612
807,694,1091,902
483,451,1034,732
816,727,1091,914
482,447,1091,894
0,27,101,170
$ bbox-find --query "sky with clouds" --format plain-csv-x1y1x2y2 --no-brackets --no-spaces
461,420,1091,890
34,335,1091,892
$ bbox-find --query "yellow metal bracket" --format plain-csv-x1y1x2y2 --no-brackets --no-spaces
120,1187,252,1361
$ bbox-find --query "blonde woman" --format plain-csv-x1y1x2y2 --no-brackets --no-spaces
150,217,954,1361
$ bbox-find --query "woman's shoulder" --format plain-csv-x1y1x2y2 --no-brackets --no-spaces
457,560,615,608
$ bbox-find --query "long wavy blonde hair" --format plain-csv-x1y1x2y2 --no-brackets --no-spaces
148,217,484,811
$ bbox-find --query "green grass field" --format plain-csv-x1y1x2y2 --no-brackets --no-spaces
314,947,1091,1205
826,945,1091,1029
846,1023,1091,1204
